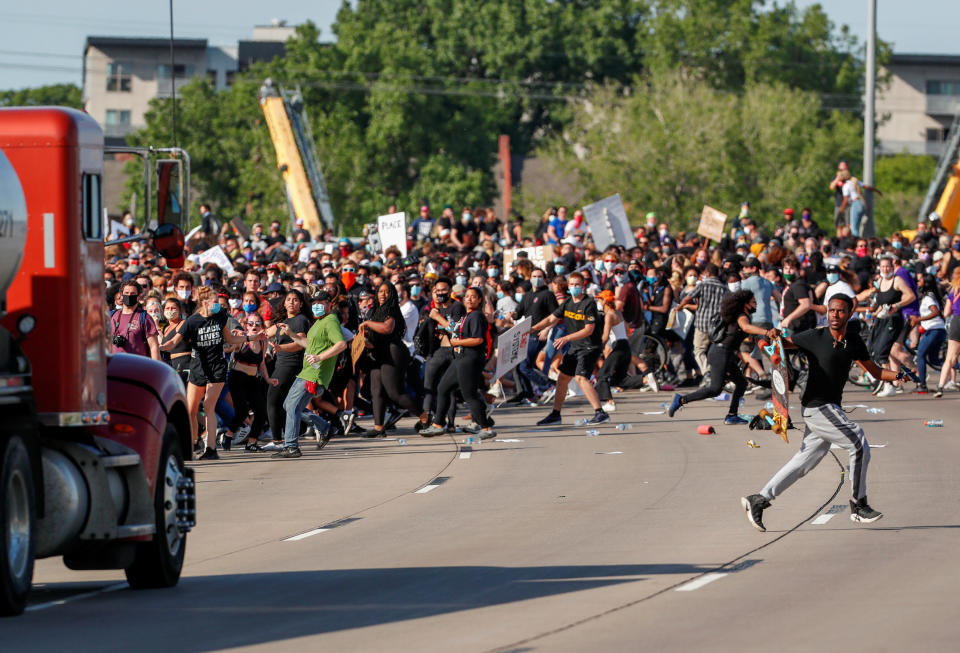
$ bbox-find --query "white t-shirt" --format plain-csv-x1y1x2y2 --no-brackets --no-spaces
842,178,863,203
496,296,518,316
400,300,419,352
920,294,945,331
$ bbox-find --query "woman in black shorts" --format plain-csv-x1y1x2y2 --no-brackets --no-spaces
420,287,496,439
222,312,278,452
161,285,257,460
160,297,190,383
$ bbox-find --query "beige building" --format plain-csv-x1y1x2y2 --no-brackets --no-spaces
878,53,960,157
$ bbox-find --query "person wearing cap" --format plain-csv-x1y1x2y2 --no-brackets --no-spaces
410,205,434,240
812,263,855,327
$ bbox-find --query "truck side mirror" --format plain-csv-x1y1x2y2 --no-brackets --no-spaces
154,223,185,266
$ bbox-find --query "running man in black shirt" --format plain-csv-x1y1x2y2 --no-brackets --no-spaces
530,272,610,426
742,294,912,531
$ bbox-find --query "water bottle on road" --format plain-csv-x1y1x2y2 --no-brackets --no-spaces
865,407,885,414
615,424,633,431
585,429,599,437
923,419,944,427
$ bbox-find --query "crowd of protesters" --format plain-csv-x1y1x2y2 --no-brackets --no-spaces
103,166,960,461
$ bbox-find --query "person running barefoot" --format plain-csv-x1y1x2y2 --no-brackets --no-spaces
741,295,911,532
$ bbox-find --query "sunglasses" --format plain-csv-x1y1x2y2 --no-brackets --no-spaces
245,321,263,327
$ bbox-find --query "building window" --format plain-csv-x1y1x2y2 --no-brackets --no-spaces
206,69,218,85
106,62,132,92
926,80,960,96
926,127,950,142
157,64,194,80
104,110,131,126
225,70,235,87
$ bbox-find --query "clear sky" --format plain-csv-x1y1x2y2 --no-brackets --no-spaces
1,1,957,91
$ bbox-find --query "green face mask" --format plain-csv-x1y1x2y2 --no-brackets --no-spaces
784,272,796,282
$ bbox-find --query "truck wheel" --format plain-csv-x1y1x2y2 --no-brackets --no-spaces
125,426,187,589
0,436,35,616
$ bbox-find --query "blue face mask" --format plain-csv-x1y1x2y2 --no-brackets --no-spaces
569,285,583,297
826,272,840,284
410,285,421,297
456,275,468,286
646,275,657,285
594,260,604,271
514,292,522,303
487,268,498,278
554,264,566,275
312,303,325,317
242,303,257,313
209,302,221,315
496,291,504,299
892,241,902,249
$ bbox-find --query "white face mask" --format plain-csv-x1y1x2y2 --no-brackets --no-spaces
176,289,191,300
686,276,697,286
228,298,242,309
881,270,894,280
728,282,741,292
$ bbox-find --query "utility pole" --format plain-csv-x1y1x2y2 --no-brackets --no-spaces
863,0,877,236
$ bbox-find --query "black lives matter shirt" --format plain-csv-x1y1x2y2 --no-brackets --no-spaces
791,326,869,408
182,311,229,372
457,309,491,356
553,296,603,353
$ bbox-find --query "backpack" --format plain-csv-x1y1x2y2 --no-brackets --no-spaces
413,315,438,359
707,312,728,344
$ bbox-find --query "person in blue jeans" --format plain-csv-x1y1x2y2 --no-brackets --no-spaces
273,290,347,458
912,274,947,393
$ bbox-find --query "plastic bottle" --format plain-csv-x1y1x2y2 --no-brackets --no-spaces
574,418,590,426
585,429,599,437
615,423,633,431
923,419,944,427
865,407,886,414
397,438,407,445
462,436,476,444
764,401,774,410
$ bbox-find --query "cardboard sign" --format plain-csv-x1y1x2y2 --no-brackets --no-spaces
230,216,251,240
697,205,728,243
493,317,532,382
365,223,382,255
377,211,407,258
582,193,636,251
670,307,695,339
197,244,235,277
503,246,554,269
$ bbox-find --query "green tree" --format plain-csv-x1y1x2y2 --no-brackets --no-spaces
0,83,83,109
539,71,861,232
871,153,937,234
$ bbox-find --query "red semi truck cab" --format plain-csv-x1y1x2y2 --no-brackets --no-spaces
0,107,194,616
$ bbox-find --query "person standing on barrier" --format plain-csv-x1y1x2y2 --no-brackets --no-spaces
420,287,496,439
741,294,910,532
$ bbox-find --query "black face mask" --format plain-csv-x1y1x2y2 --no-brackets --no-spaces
122,294,139,307
436,293,450,304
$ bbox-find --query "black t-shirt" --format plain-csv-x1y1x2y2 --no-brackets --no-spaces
553,296,602,353
783,279,816,330
791,326,869,407
458,309,490,355
276,314,311,367
182,311,228,371
518,287,559,325
481,219,501,236
265,234,287,247
454,220,477,242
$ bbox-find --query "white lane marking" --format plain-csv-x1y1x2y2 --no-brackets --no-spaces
596,451,624,455
415,484,439,494
43,212,55,268
459,451,472,459
26,582,126,612
811,514,835,525
643,411,665,415
676,573,728,592
284,528,330,541
495,438,523,442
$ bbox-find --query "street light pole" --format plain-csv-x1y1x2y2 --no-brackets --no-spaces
863,0,877,236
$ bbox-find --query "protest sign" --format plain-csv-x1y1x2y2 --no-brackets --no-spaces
197,244,235,277
669,308,695,339
582,193,636,251
697,205,727,243
377,211,407,258
365,223,382,255
503,246,554,269
493,317,531,382
230,216,251,240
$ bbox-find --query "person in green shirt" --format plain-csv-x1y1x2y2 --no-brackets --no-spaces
274,290,347,458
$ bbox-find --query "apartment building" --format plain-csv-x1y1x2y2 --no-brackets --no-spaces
877,53,960,157
83,22,292,145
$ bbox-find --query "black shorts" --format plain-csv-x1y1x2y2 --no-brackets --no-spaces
188,360,228,386
895,316,915,345
949,317,960,342
558,349,601,378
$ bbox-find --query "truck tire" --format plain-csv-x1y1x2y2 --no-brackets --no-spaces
0,436,35,616
124,425,187,589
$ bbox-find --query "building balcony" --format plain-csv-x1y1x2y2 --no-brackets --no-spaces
926,95,960,116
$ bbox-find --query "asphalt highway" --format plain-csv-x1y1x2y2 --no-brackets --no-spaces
4,383,960,652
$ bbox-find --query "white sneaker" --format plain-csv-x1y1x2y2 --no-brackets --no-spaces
646,373,659,393
875,383,897,398
943,380,958,391
539,387,556,405
261,441,284,452
601,401,616,413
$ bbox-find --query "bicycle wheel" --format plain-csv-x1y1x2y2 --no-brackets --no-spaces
630,334,668,374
